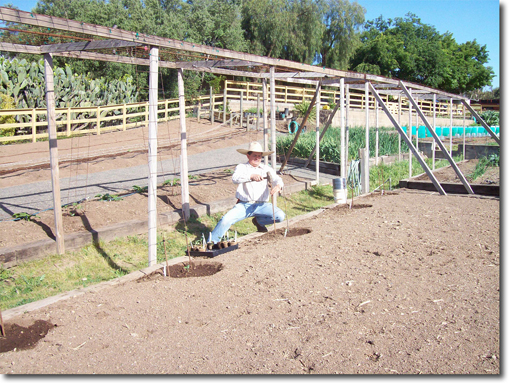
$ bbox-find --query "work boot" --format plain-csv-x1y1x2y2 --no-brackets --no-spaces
252,217,268,233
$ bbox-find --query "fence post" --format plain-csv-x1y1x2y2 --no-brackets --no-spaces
96,106,101,135
122,103,127,130
31,108,36,142
66,107,71,136
223,83,227,123
210,86,214,124
240,91,243,127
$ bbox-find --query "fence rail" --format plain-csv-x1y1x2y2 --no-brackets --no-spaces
1,79,481,143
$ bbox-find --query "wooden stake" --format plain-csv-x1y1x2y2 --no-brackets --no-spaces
0,308,5,337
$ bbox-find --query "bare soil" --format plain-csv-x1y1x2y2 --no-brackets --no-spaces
0,119,501,374
0,191,500,374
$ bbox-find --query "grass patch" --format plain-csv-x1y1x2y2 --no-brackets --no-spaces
469,154,499,181
370,155,464,191
0,185,335,311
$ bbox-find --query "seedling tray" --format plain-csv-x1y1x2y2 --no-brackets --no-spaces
186,243,239,258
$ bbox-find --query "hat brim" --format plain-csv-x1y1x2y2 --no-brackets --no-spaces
237,148,274,156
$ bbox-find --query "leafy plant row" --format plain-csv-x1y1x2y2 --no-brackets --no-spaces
276,126,409,163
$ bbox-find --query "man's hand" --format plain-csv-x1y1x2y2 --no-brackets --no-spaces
270,185,282,196
250,174,264,182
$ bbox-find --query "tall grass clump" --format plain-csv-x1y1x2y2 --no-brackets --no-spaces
276,126,409,162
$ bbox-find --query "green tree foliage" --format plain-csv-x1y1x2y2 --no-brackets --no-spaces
241,0,363,68
316,0,365,69
350,13,494,93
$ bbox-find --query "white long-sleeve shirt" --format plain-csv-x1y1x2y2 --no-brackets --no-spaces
232,162,284,203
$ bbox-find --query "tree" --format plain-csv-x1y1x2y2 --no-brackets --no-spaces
241,0,294,58
350,13,494,94
316,0,365,69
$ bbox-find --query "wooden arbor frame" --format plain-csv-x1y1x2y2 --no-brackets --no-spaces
0,7,500,264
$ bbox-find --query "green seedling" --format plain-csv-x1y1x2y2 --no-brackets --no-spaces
132,185,148,193
95,193,123,202
12,212,38,221
163,178,180,187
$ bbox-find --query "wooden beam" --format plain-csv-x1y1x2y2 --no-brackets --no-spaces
51,50,262,77
0,7,365,80
305,100,340,167
0,41,41,54
398,81,475,194
279,81,321,173
368,82,447,196
40,39,142,53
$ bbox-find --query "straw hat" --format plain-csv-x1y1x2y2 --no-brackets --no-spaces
236,141,274,156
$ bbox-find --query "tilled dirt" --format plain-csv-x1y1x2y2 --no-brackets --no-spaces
0,190,500,374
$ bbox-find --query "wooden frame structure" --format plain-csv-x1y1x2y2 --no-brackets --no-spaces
0,7,500,264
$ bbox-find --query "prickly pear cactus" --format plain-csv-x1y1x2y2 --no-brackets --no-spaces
0,57,139,128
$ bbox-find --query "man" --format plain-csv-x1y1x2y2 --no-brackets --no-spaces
210,141,286,244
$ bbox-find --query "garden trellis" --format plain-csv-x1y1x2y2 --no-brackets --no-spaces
0,7,500,264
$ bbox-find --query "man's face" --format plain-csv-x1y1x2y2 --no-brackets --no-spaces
247,152,262,167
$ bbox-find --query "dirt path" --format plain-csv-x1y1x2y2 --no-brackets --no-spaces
0,190,500,374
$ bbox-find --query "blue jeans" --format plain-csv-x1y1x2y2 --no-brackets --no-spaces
210,202,286,243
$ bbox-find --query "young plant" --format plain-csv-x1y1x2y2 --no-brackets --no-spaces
95,193,123,202
12,212,38,221
163,178,180,187
132,185,148,193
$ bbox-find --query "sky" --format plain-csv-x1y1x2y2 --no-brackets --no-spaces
1,0,503,89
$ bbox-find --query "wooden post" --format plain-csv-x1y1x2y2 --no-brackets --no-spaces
463,100,466,159
359,147,368,195
363,81,369,194
339,77,347,203
44,53,65,255
449,98,453,157
96,106,101,135
408,89,412,178
210,86,214,124
223,83,227,123
256,94,260,131
416,97,419,150
148,46,159,266
432,94,436,170
346,83,350,169
31,108,36,142
270,66,277,170
178,69,190,221
122,103,127,131
315,81,320,184
375,92,379,165
197,98,201,122
240,90,243,128
263,78,269,167
66,107,71,136
398,95,401,161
